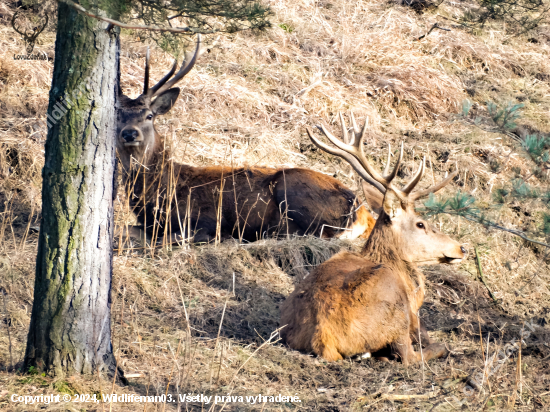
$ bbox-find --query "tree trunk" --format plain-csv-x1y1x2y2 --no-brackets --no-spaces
24,3,120,378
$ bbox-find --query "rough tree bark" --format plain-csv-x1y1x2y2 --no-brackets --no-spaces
24,3,120,377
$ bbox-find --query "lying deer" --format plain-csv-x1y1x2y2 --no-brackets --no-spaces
116,37,377,244
280,115,467,363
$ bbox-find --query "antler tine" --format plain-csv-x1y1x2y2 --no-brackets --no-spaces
148,60,177,97
347,112,357,146
383,144,391,176
354,120,389,188
11,12,25,36
317,118,390,188
307,128,386,193
350,112,361,135
410,168,459,201
401,156,425,195
383,142,403,183
143,47,150,95
151,34,201,97
339,113,350,144
33,13,48,38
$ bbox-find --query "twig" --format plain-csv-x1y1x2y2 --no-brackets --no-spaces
174,277,192,340
97,368,105,412
57,0,220,34
458,117,523,143
416,22,450,41
437,211,550,248
1,288,13,371
213,327,284,412
380,391,438,401
209,291,230,387
517,327,523,396
475,247,498,303
436,13,475,29
163,340,182,412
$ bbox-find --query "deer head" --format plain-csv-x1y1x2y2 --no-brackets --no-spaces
11,11,48,54
116,35,202,169
307,113,467,265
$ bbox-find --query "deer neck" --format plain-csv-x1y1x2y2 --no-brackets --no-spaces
361,213,416,275
361,214,425,310
120,130,165,172
120,132,173,198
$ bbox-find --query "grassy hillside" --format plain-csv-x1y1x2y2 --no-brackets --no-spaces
1,0,550,410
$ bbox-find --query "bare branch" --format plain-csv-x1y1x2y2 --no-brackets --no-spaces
416,22,450,41
445,212,550,248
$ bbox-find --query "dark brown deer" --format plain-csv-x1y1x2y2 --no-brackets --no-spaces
279,115,467,364
116,37,377,244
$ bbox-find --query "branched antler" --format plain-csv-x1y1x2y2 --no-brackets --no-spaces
11,11,48,54
307,113,459,201
135,35,202,101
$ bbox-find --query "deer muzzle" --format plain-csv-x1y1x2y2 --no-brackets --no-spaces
441,245,468,264
121,128,142,146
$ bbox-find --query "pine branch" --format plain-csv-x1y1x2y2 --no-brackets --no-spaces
58,0,207,34
429,210,550,248
421,192,550,248
463,214,550,248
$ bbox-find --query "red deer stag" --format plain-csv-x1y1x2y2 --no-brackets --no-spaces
280,115,467,363
116,37,377,244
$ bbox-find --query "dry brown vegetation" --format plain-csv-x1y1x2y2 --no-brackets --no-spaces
1,0,550,410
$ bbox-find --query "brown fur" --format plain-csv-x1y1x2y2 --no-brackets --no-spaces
116,57,376,243
119,144,374,242
280,207,463,363
281,118,466,363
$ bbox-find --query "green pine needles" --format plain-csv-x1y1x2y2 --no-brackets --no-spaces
431,99,550,247
460,98,524,134
522,134,550,163
74,0,272,55
80,0,271,33
487,101,524,131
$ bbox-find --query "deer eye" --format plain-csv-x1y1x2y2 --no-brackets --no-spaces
416,222,425,229
146,114,153,120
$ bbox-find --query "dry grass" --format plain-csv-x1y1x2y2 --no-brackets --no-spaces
1,0,550,409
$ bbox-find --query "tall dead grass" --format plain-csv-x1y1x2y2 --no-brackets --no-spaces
1,0,550,409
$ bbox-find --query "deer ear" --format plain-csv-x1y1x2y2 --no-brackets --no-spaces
382,189,404,220
151,88,180,115
361,181,384,215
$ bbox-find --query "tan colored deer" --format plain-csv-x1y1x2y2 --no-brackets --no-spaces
116,37,377,244
280,115,467,364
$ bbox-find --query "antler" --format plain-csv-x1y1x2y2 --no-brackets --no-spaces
307,113,402,193
307,113,458,201
11,12,48,41
31,13,48,41
306,125,386,194
141,34,201,99
11,12,26,37
410,169,458,200
12,12,48,54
